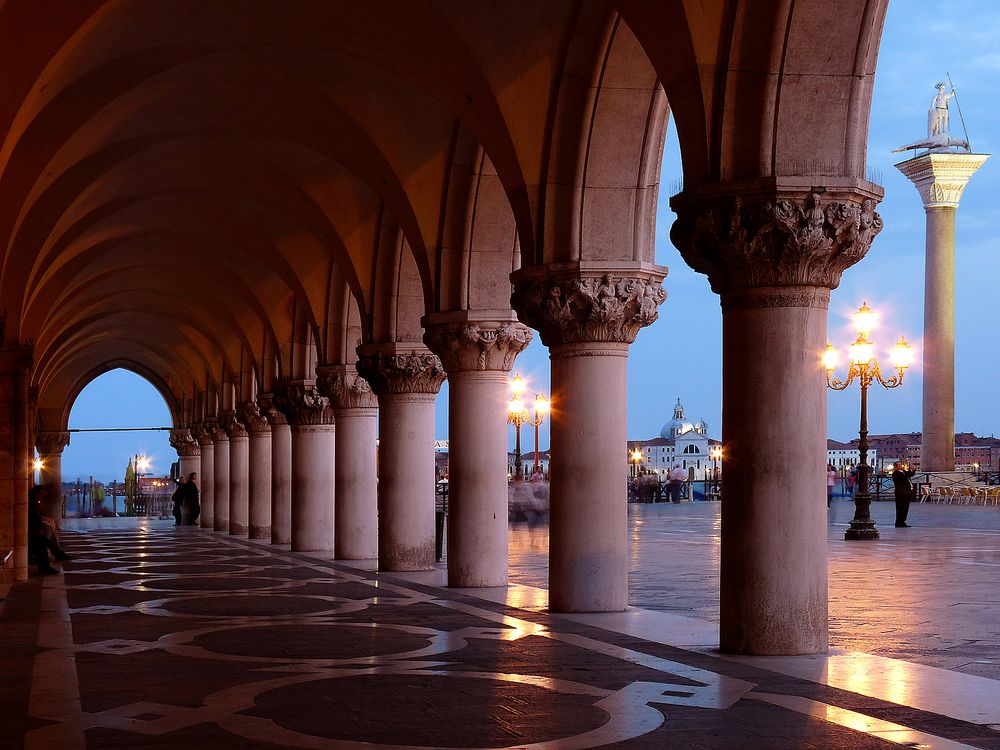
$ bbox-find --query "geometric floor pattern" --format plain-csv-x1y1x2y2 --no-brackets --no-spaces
4,524,1000,748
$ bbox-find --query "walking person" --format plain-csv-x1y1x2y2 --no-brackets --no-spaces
667,465,686,504
826,463,837,508
891,461,916,528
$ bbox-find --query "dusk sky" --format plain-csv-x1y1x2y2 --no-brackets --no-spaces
62,2,1000,480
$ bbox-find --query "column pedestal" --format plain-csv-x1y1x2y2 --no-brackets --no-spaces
357,347,446,573
319,367,379,560
194,424,215,529
719,287,830,654
276,383,336,553
271,421,292,544
212,433,230,533
424,318,532,587
248,430,272,539
549,342,629,611
228,435,249,535
376,393,436,570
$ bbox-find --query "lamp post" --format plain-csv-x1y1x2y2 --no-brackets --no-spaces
825,302,914,540
710,445,722,495
507,374,528,479
630,448,643,478
530,393,550,476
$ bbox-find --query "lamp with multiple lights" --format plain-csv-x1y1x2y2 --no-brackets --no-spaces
507,374,550,479
825,301,914,540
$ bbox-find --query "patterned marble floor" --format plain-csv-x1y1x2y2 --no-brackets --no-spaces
4,522,1000,749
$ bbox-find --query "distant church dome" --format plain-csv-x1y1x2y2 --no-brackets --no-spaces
695,418,708,435
660,398,695,439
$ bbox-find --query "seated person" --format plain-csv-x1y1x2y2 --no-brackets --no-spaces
28,484,70,574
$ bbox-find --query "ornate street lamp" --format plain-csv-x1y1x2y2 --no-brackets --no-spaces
710,445,722,495
825,302,914,540
630,448,643,478
507,374,528,478
531,393,550,475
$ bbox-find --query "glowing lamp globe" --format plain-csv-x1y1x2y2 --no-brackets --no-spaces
889,337,914,370
853,301,877,337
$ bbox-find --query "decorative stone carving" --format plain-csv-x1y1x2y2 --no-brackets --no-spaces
670,189,884,294
35,430,70,455
257,393,288,427
316,367,378,410
423,321,532,373
168,429,200,457
236,400,270,433
511,270,666,347
191,420,217,447
274,382,335,426
355,349,446,396
218,410,247,439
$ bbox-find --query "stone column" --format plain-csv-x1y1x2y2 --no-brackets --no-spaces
318,367,379,560
0,349,32,582
211,420,230,533
220,411,248,535
896,153,989,471
238,401,272,540
357,346,445,571
260,394,291,544
36,431,70,519
192,422,215,529
276,383,335,553
425,317,532,586
671,183,884,654
512,265,666,611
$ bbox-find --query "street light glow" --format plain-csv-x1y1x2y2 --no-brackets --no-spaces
849,335,875,366
889,336,914,370
854,301,877,337
822,343,840,372
509,373,526,396
533,393,550,416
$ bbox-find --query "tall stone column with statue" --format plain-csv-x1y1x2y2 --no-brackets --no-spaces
357,346,445,571
894,80,989,472
425,317,532,587
317,366,378,560
275,382,336,552
512,265,666,612
671,183,884,654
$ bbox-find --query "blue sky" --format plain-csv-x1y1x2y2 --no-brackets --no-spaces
62,2,1000,479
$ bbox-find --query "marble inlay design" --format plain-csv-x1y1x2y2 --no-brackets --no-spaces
9,521,994,750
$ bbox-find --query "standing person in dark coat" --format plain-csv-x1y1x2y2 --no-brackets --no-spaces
891,461,916,528
182,473,200,525
171,477,186,525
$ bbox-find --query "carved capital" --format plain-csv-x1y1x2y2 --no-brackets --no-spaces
193,421,219,446
423,320,532,373
316,366,378,410
218,410,247,439
257,393,287,427
511,265,667,347
670,183,884,294
274,381,335,426
355,346,446,396
168,429,200,457
36,430,70,455
236,400,270,434
895,152,989,209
